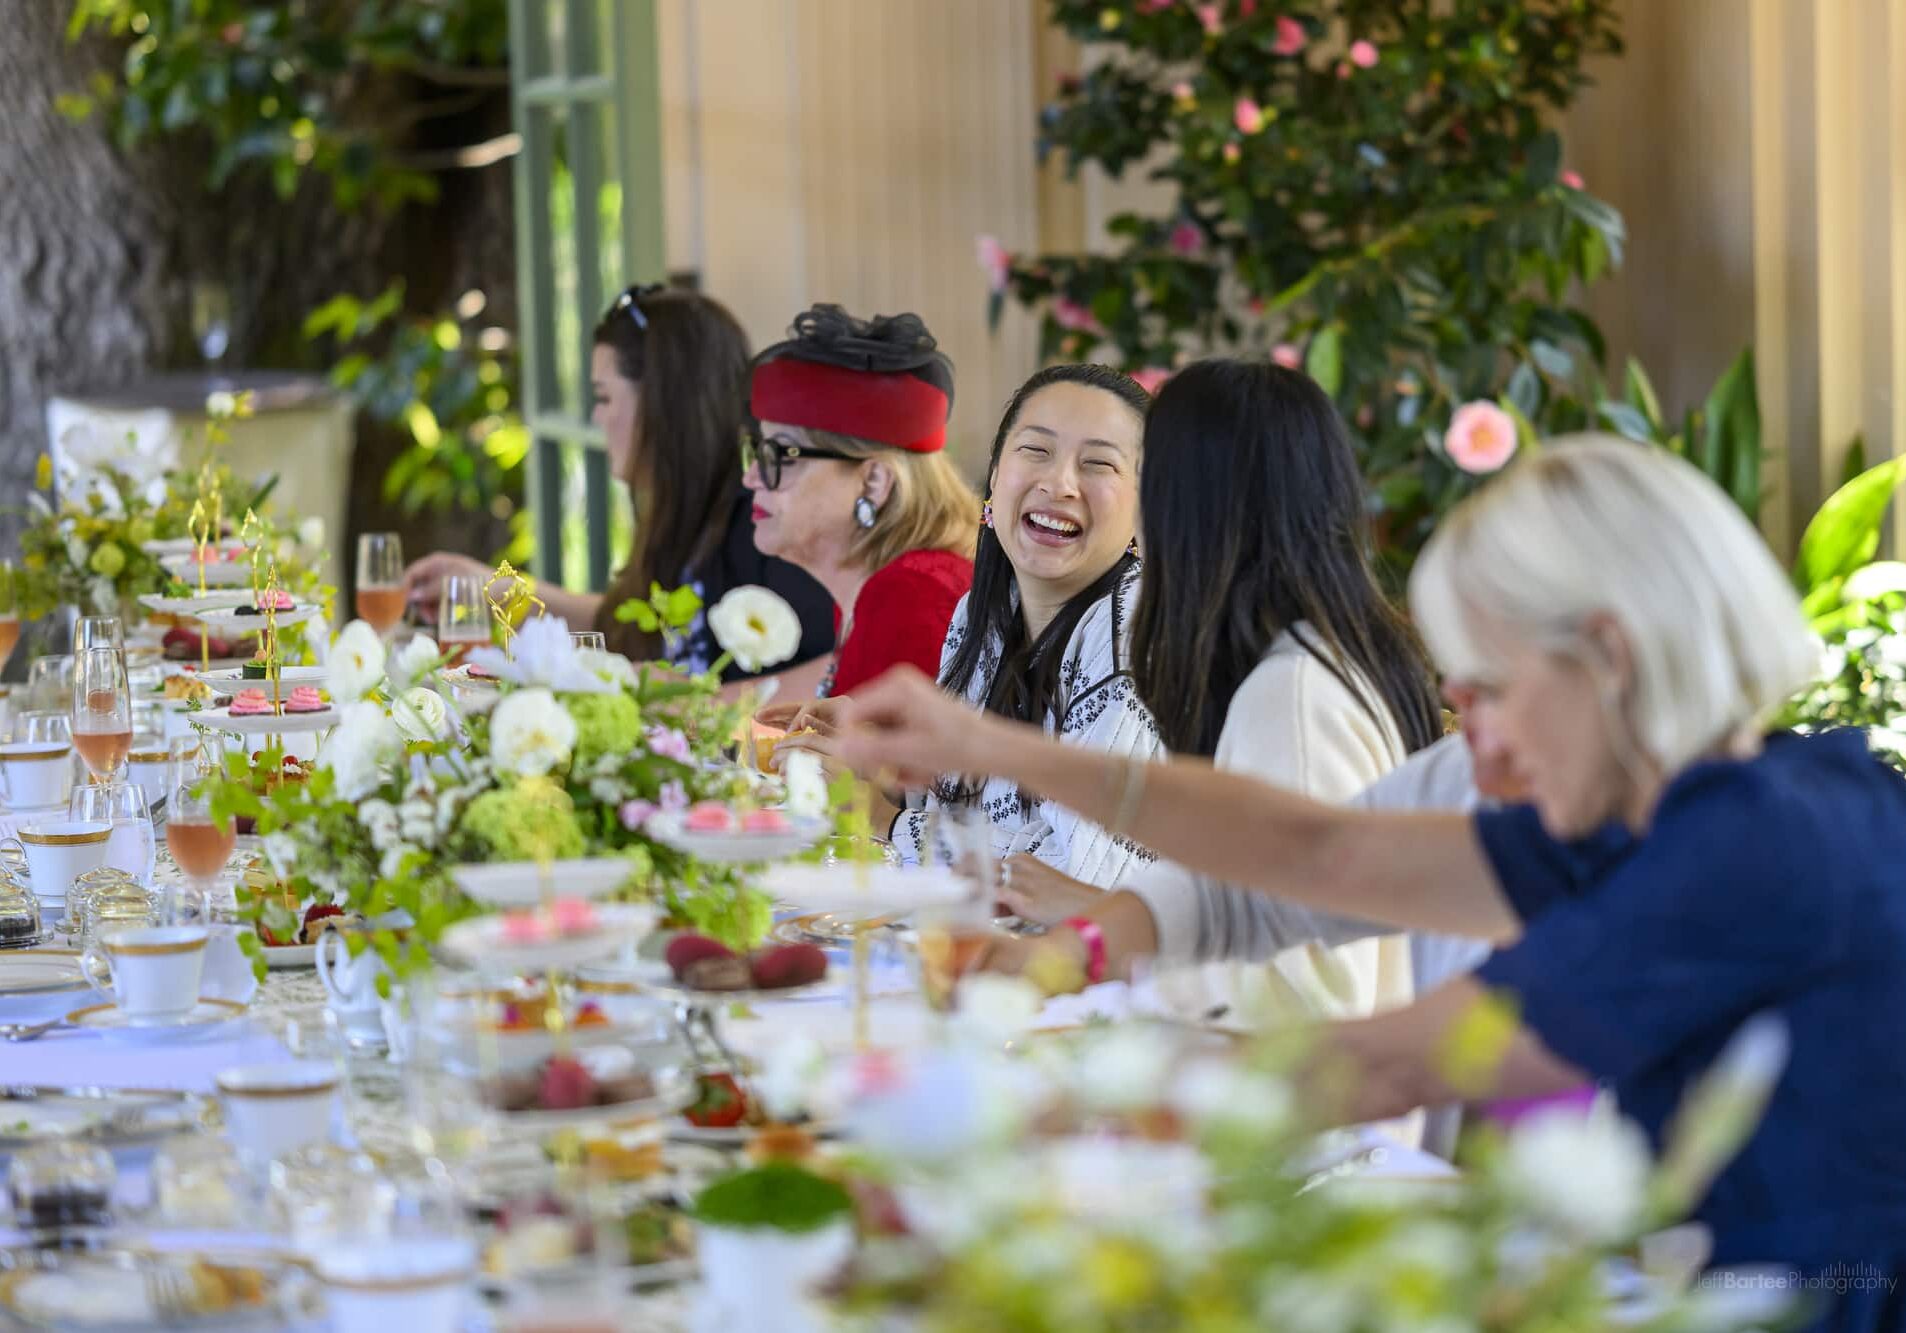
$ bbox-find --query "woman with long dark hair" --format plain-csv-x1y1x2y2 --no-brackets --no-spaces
988,359,1443,1019
403,285,835,679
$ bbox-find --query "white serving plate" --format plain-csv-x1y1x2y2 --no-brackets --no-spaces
645,811,828,864
191,704,336,736
451,858,636,909
158,555,252,588
137,590,252,616
438,903,659,972
262,942,316,969
758,861,977,920
0,949,91,1024
194,605,325,632
195,664,326,685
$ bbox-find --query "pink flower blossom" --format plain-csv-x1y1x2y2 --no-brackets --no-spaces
1129,367,1172,395
1051,297,1101,334
1234,97,1266,135
1444,400,1520,474
1336,61,1352,79
975,234,1012,294
1272,15,1305,55
1560,169,1585,190
1238,0,1257,16
1350,39,1379,68
618,798,658,831
1171,80,1196,108
1222,141,1242,165
658,780,689,813
1271,342,1302,369
1168,220,1203,255
647,725,691,763
1196,3,1221,35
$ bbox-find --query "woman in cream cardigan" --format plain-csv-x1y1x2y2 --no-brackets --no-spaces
992,358,1444,1022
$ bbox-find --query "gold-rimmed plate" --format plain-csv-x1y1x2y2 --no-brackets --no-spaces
0,1249,314,1330
0,1085,204,1154
67,997,247,1045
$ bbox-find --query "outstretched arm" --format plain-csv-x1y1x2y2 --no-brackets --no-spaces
838,667,1519,941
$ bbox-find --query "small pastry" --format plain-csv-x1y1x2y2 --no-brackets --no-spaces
548,898,598,934
683,801,734,833
227,688,274,716
282,686,326,713
741,808,792,834
258,589,295,611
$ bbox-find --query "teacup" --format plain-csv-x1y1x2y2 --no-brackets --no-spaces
126,744,174,811
82,923,208,1025
216,1059,338,1165
3,820,113,919
314,1237,476,1333
0,741,76,812
315,930,389,1050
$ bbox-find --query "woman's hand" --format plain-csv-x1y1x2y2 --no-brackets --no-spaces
836,666,996,789
755,697,848,733
401,551,493,618
996,855,1106,926
974,925,1089,991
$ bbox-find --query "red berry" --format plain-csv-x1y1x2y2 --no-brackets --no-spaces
538,1057,597,1111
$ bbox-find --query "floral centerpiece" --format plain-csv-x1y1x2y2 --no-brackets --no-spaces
728,980,1790,1332
212,583,814,977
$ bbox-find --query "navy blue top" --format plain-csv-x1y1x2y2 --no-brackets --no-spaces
1474,730,1906,1333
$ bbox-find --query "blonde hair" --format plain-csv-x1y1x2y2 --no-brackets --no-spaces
1409,435,1819,774
810,429,979,572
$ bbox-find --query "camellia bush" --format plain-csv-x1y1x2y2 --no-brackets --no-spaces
988,0,1627,567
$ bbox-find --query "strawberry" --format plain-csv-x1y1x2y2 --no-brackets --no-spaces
538,1056,597,1111
684,1072,749,1128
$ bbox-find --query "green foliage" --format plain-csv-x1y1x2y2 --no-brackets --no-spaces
997,0,1625,565
305,282,528,551
65,0,508,209
1595,348,1765,523
694,1163,853,1235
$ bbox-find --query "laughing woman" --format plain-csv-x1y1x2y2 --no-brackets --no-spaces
839,439,1906,1332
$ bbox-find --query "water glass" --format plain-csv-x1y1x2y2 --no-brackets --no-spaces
23,655,73,716
569,631,606,652
73,616,125,658
438,574,489,665
68,782,156,884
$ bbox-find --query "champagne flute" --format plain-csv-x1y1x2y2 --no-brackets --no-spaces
437,574,489,667
165,746,236,912
0,560,20,670
71,648,132,782
355,533,406,636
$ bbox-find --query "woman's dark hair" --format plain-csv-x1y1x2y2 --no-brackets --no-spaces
1131,358,1442,758
938,364,1151,767
752,304,954,406
593,287,752,628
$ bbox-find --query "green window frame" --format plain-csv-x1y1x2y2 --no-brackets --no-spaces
507,0,664,591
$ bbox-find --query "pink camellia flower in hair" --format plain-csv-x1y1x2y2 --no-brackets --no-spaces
1273,15,1305,55
1350,39,1379,68
1271,342,1302,370
975,234,1012,294
1234,97,1266,135
1051,297,1100,333
1129,367,1172,395
1560,169,1586,190
1169,220,1203,255
1444,400,1520,474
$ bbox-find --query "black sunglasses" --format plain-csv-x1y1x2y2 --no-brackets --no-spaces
609,282,666,330
741,431,854,491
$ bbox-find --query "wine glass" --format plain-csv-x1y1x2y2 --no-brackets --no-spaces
73,616,124,658
68,781,155,885
24,655,73,716
164,746,236,913
437,574,489,667
0,560,20,670
355,533,406,637
71,648,132,783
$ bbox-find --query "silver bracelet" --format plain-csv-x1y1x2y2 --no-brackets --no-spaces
1108,758,1147,836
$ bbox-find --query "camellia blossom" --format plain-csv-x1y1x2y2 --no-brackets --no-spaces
329,620,387,703
1350,39,1379,68
1050,297,1101,334
1129,367,1172,396
1233,97,1266,135
1222,141,1241,165
1195,3,1221,35
1560,168,1586,190
1271,342,1303,370
1444,400,1520,474
708,585,803,672
1171,80,1196,109
975,234,1012,294
488,688,577,778
1272,14,1305,55
618,798,658,831
1168,220,1203,255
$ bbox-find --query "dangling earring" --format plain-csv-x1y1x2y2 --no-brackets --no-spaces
1127,536,1140,558
980,500,994,529
854,495,878,530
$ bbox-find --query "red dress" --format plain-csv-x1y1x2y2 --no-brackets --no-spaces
825,549,974,698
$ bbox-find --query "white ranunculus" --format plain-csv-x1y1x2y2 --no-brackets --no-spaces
1503,1105,1653,1243
390,635,441,687
322,703,403,802
488,688,577,777
757,1035,829,1123
947,974,1042,1046
1074,1024,1180,1112
205,390,238,417
707,586,802,672
466,616,610,693
392,687,448,743
329,621,388,702
576,646,637,689
1168,1057,1294,1134
296,516,326,551
781,748,828,820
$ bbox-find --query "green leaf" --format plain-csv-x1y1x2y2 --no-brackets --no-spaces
663,584,704,629
302,294,362,341
1525,130,1561,189
1505,362,1541,418
1529,339,1573,379
615,598,661,630
1624,356,1664,433
1597,401,1654,443
1796,455,1906,592
1305,325,1343,397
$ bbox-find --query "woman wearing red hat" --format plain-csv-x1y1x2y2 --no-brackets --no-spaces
742,305,978,699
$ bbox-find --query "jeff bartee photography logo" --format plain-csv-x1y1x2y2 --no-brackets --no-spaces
1700,1263,1898,1296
